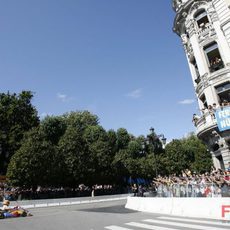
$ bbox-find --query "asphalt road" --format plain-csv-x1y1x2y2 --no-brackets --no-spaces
1,198,230,230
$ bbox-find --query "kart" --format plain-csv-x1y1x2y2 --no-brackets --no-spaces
0,206,32,219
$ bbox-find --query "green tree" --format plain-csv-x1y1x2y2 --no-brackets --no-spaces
7,128,64,187
112,139,144,181
162,135,213,176
107,129,118,155
6,110,106,187
138,154,156,178
83,125,113,185
116,128,130,150
164,139,190,175
182,135,212,173
40,116,66,145
112,149,130,184
0,91,39,174
146,128,164,155
64,111,99,130
127,140,143,159
58,111,100,186
58,125,88,186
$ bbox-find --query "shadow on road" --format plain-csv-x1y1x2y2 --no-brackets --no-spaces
78,205,138,214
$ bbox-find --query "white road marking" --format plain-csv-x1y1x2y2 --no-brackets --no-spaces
144,219,228,230
105,215,230,230
105,226,133,230
158,216,230,227
126,222,178,230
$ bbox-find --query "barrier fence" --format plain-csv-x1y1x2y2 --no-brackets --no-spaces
151,182,230,198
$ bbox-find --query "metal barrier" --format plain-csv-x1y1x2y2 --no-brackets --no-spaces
154,182,230,198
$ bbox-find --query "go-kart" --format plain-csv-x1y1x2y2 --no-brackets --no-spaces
0,206,32,219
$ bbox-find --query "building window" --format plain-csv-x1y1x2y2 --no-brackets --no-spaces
204,42,224,73
194,10,209,29
191,58,200,83
215,82,230,104
200,94,208,108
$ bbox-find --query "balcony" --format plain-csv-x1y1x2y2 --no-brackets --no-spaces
197,23,215,42
197,23,213,36
195,113,217,136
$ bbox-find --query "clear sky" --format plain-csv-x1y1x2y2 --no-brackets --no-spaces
0,0,199,141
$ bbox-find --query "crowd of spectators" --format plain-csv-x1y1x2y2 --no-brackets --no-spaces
2,164,230,200
192,100,230,126
151,166,230,198
0,183,126,201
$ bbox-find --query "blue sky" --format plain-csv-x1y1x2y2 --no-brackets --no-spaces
0,0,198,141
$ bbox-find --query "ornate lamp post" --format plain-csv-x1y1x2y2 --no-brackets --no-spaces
147,127,167,177
158,134,167,149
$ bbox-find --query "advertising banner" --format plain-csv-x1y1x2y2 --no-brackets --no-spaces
215,106,230,131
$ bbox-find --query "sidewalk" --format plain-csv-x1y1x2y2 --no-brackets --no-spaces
5,194,129,209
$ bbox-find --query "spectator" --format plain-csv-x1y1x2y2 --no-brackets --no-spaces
192,114,200,126
2,200,11,211
151,168,230,198
132,184,138,197
208,105,215,119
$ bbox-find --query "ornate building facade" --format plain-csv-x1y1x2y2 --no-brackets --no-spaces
173,0,230,169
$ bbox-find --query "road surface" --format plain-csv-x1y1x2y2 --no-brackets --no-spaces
1,198,230,230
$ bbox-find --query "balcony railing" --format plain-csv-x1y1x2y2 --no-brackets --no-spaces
195,113,217,135
197,23,213,36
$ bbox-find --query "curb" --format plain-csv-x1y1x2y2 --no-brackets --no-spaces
9,195,129,209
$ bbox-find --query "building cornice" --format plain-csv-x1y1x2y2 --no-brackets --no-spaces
173,0,212,35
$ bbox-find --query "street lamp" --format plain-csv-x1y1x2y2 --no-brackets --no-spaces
149,127,167,148
147,127,167,177
158,134,167,148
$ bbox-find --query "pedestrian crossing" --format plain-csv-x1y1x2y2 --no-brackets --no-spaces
104,216,230,230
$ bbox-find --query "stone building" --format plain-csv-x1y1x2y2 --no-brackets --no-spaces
172,0,230,169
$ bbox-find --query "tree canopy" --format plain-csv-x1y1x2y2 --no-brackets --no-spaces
0,91,39,174
3,91,213,187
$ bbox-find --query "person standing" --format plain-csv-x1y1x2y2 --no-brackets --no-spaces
2,200,11,211
132,184,138,197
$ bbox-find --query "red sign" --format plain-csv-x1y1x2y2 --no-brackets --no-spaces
222,205,230,218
